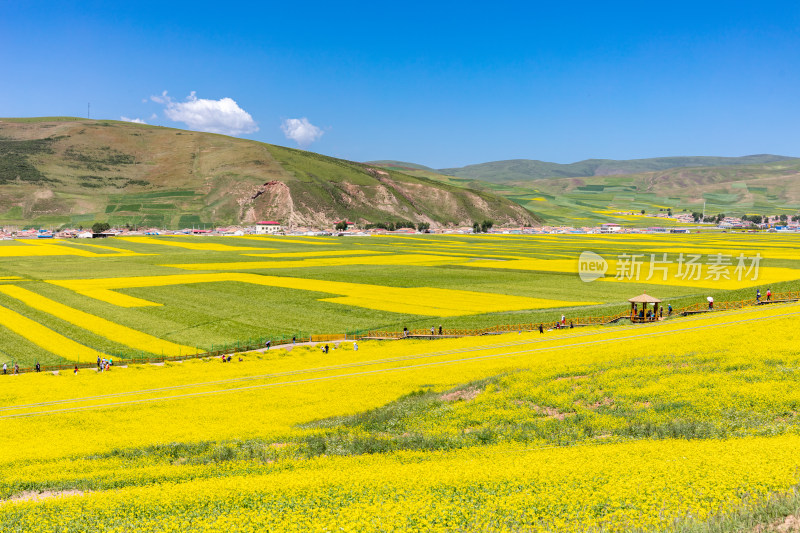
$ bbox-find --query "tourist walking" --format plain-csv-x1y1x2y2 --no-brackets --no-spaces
539,324,544,334
2,362,5,375
756,289,761,303
438,325,442,335
767,288,772,301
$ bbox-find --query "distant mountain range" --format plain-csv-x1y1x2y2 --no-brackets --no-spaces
369,155,796,183
370,156,800,226
0,118,537,229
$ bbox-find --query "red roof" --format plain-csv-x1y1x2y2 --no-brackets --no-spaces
257,221,281,225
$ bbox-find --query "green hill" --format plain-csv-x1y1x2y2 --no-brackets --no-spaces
516,159,800,224
371,158,800,226
0,118,538,229
436,155,796,183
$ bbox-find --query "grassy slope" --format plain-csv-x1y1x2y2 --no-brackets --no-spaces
435,154,797,182
0,118,537,228
374,159,800,226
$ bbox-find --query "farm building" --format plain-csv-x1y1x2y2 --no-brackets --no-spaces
600,223,622,233
255,221,283,234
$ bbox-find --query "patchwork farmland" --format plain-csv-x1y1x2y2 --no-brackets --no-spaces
2,234,800,531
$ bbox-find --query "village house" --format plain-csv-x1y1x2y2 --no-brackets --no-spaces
255,221,283,234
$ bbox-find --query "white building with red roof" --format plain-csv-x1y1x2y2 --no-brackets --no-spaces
255,221,283,234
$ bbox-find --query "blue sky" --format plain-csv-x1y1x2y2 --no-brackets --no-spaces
1,1,798,167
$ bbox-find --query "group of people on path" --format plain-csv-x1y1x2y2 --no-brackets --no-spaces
97,356,113,372
756,288,772,303
2,362,20,375
402,325,444,337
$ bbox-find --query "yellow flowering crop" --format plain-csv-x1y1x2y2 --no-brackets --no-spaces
116,236,275,252
0,304,105,362
165,253,465,270
48,272,598,315
0,286,197,356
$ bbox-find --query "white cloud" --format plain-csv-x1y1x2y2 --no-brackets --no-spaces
150,91,258,136
120,116,147,124
281,117,324,147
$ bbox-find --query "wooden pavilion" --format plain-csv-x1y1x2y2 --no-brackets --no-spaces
629,293,662,323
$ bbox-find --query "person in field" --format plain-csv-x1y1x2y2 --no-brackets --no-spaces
265,340,271,350
73,365,79,375
353,341,358,351
2,362,6,375
767,288,772,301
756,289,761,303
431,326,435,335
35,362,41,373
438,325,442,335
668,303,672,316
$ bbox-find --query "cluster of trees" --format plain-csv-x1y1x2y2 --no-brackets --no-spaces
472,220,494,233
741,214,795,225
684,213,800,225
691,212,726,223
91,222,111,233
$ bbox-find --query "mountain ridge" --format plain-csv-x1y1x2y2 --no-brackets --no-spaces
0,118,538,228
369,155,798,183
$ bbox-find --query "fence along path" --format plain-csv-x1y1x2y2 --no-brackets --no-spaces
6,290,800,374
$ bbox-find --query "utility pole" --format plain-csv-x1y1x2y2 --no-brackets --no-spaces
702,200,706,222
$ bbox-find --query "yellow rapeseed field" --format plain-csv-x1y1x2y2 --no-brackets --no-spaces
0,304,106,362
0,286,198,356
1,303,800,531
49,272,598,315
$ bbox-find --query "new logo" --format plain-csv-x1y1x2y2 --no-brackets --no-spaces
578,251,607,282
